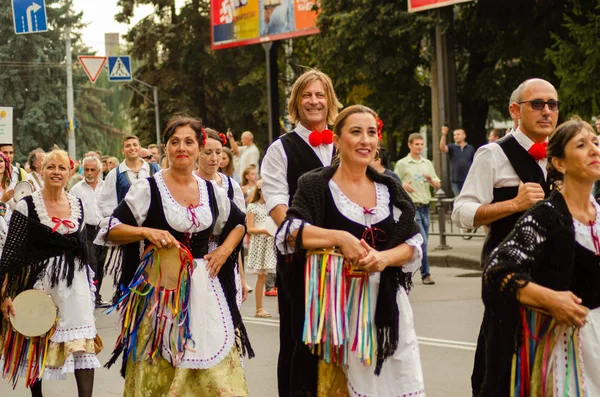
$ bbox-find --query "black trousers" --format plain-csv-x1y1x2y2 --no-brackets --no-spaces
85,224,107,301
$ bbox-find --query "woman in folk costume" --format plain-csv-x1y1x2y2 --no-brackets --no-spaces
0,149,100,397
276,105,425,396
479,118,600,397
195,128,249,305
97,115,252,396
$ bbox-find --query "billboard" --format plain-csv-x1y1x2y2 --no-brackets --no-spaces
408,0,473,13
211,0,320,50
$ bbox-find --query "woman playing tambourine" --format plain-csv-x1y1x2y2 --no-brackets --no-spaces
96,115,252,396
0,149,100,397
276,105,425,396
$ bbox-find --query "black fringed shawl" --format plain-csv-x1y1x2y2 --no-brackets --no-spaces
478,190,600,396
103,177,253,376
279,165,420,394
0,195,88,331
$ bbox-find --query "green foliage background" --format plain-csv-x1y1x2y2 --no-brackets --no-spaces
0,0,598,161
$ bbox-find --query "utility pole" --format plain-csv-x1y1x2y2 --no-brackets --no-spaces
132,78,161,147
66,2,75,159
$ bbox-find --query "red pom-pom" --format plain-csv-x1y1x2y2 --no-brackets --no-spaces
528,142,547,161
308,131,323,147
321,129,333,145
219,133,227,146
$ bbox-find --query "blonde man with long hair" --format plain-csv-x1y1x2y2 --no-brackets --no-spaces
260,68,342,396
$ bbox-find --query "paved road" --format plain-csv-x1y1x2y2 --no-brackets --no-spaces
0,267,483,396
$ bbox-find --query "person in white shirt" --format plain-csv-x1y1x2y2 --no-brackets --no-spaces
260,68,342,396
451,78,559,396
25,148,45,191
70,156,108,307
228,130,260,181
97,135,158,217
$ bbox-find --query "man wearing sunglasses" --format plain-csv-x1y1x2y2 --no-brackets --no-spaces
451,78,558,396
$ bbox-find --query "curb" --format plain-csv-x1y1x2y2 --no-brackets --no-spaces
429,252,482,271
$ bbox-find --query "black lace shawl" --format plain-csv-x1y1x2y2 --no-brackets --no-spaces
280,165,420,391
479,190,583,396
0,197,87,332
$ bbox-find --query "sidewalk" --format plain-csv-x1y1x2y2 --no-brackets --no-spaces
427,220,485,271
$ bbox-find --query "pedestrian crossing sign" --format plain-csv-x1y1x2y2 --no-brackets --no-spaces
108,56,132,82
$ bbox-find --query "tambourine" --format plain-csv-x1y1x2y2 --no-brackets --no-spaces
13,180,33,202
142,244,194,290
10,289,57,338
306,247,365,278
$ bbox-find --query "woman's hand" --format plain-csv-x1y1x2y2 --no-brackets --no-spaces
1,189,14,203
204,246,234,278
336,231,367,267
546,291,589,327
1,297,15,320
143,228,179,249
357,240,390,273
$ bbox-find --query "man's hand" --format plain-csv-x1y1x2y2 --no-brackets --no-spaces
512,182,545,212
442,126,449,136
226,130,234,141
402,181,414,193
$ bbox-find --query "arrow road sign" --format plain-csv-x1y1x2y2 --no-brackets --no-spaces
108,56,132,82
78,56,107,84
12,0,48,35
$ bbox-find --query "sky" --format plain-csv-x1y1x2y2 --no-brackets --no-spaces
72,1,156,56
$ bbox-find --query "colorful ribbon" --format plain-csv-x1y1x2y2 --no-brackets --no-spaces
302,250,374,367
108,244,195,366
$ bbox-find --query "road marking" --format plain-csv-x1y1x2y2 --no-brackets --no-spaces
243,317,477,351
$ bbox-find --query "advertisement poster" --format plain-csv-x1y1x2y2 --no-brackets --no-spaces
408,0,473,13
211,0,320,50
0,107,13,144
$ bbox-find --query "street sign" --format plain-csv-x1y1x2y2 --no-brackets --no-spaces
0,107,14,145
108,56,132,82
408,0,473,12
78,56,107,84
12,0,48,34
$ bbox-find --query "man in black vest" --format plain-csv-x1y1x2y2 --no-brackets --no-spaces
452,78,559,397
261,69,342,396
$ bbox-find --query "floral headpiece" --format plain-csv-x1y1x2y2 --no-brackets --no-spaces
376,118,384,141
219,133,227,146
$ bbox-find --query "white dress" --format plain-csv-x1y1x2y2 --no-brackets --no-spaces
246,202,276,275
554,196,600,396
276,181,426,397
96,170,241,369
6,191,100,380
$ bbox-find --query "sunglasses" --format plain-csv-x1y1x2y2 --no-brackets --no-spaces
518,99,560,111
142,155,154,160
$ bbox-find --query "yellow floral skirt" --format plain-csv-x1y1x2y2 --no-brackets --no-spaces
123,315,248,397
317,360,349,397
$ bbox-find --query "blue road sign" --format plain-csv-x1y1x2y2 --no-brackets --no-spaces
107,56,133,82
12,0,48,35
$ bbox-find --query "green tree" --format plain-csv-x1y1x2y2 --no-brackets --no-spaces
116,0,270,150
547,1,600,119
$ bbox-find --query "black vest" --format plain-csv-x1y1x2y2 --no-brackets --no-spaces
143,177,218,258
482,135,551,260
280,131,330,206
